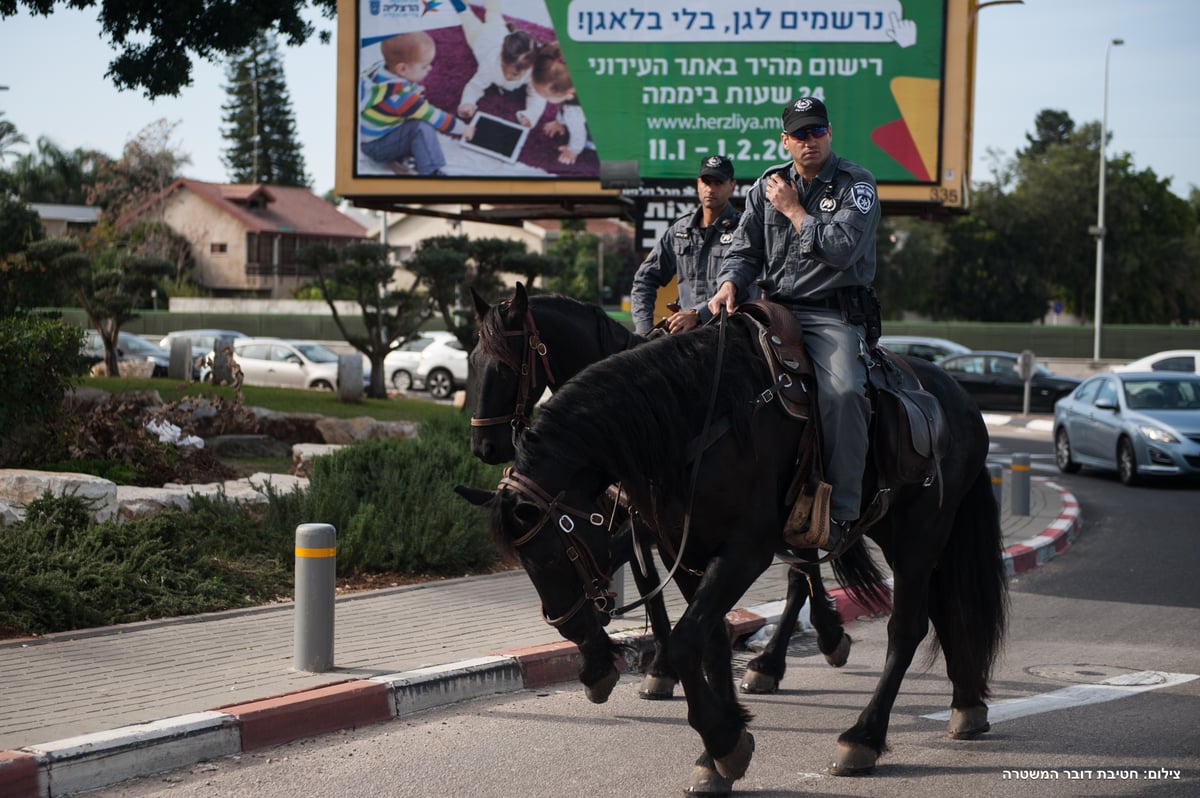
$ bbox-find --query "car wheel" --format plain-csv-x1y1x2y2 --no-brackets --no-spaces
312,379,334,391
1117,437,1140,486
391,369,413,391
426,368,454,399
1054,427,1081,474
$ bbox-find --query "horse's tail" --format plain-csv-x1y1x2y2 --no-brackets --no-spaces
928,467,1010,698
830,538,891,615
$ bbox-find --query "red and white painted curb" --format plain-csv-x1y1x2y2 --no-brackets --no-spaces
1001,478,1081,578
1,485,1080,798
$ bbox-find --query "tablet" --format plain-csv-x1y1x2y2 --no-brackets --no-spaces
461,112,529,163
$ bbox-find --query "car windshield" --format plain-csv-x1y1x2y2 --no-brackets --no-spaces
1123,378,1200,410
292,343,339,363
120,335,164,354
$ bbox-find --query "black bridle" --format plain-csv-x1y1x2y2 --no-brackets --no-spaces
497,468,616,628
470,306,557,447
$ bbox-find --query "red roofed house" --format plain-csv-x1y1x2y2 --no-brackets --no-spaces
130,179,369,297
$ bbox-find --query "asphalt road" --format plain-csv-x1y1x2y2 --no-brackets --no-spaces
91,424,1200,798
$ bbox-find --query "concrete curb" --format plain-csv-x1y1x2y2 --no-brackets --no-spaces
1002,479,1082,577
1,489,1081,798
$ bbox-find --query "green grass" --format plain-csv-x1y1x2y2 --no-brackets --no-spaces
84,377,457,424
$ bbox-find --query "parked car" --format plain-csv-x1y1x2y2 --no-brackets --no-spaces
414,335,469,399
80,330,170,377
1053,372,1200,485
201,337,370,390
1110,349,1200,376
159,329,248,360
160,329,247,380
878,335,971,363
383,331,457,391
937,351,1082,412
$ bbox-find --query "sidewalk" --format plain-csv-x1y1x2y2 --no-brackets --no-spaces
0,461,1081,797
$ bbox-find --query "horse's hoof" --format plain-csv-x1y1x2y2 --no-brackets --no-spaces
685,755,734,796
714,730,755,780
948,705,991,739
584,667,619,704
739,668,779,694
830,741,877,776
823,632,852,668
637,674,677,700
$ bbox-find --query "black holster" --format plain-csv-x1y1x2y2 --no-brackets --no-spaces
839,286,882,347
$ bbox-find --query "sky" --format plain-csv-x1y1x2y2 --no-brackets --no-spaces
1,1,1198,201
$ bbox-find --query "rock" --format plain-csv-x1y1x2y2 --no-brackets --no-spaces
205,434,293,459
292,443,346,478
252,409,325,445
0,469,118,525
314,416,419,445
1,469,309,526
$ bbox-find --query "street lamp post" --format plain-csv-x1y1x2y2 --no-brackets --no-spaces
1092,37,1123,362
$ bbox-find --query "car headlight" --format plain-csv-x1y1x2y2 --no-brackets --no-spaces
1138,425,1179,445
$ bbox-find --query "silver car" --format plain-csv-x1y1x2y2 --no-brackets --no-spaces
1053,372,1200,485
205,338,369,391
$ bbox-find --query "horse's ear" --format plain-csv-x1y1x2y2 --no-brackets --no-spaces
470,287,491,320
454,484,495,507
511,282,529,315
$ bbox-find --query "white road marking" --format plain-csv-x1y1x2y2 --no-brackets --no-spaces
922,671,1199,724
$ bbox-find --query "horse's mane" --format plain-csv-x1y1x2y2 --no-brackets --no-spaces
475,292,641,373
514,317,767,499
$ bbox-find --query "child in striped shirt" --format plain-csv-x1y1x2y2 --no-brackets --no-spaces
359,31,475,176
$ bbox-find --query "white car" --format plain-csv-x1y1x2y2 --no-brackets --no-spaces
203,337,370,390
1110,349,1200,376
160,329,247,360
383,331,457,391
414,335,469,399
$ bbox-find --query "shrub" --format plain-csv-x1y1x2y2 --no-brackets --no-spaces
272,412,507,576
0,315,82,464
0,492,293,636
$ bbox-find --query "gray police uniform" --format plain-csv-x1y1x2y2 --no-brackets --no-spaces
714,152,880,523
630,203,744,335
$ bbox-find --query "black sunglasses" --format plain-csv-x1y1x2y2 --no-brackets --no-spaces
787,125,829,141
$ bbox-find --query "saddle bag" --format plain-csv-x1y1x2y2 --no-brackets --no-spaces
869,352,948,497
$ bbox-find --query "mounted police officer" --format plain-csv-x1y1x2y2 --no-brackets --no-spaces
708,96,881,553
631,154,752,335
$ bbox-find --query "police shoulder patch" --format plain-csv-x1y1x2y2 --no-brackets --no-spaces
851,182,876,214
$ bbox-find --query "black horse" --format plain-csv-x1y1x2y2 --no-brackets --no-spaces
457,311,1007,793
466,283,853,700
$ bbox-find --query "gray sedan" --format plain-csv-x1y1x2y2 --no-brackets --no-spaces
1053,372,1200,485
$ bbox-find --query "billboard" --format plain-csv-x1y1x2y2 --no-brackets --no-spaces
336,0,974,211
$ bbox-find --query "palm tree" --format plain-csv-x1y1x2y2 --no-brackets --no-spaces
0,111,27,164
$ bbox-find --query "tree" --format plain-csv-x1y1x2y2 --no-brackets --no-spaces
0,111,26,164
0,195,51,314
0,0,335,99
88,119,190,229
1017,109,1075,162
541,220,611,302
295,241,431,399
21,237,171,376
221,32,309,186
0,136,104,204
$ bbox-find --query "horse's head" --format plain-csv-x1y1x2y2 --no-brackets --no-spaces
467,282,551,464
455,470,623,703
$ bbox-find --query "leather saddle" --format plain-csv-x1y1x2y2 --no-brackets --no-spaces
728,300,950,550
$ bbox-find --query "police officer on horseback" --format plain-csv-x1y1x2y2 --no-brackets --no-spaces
631,154,749,335
708,96,881,553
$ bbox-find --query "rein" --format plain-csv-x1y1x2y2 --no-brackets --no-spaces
470,307,556,445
